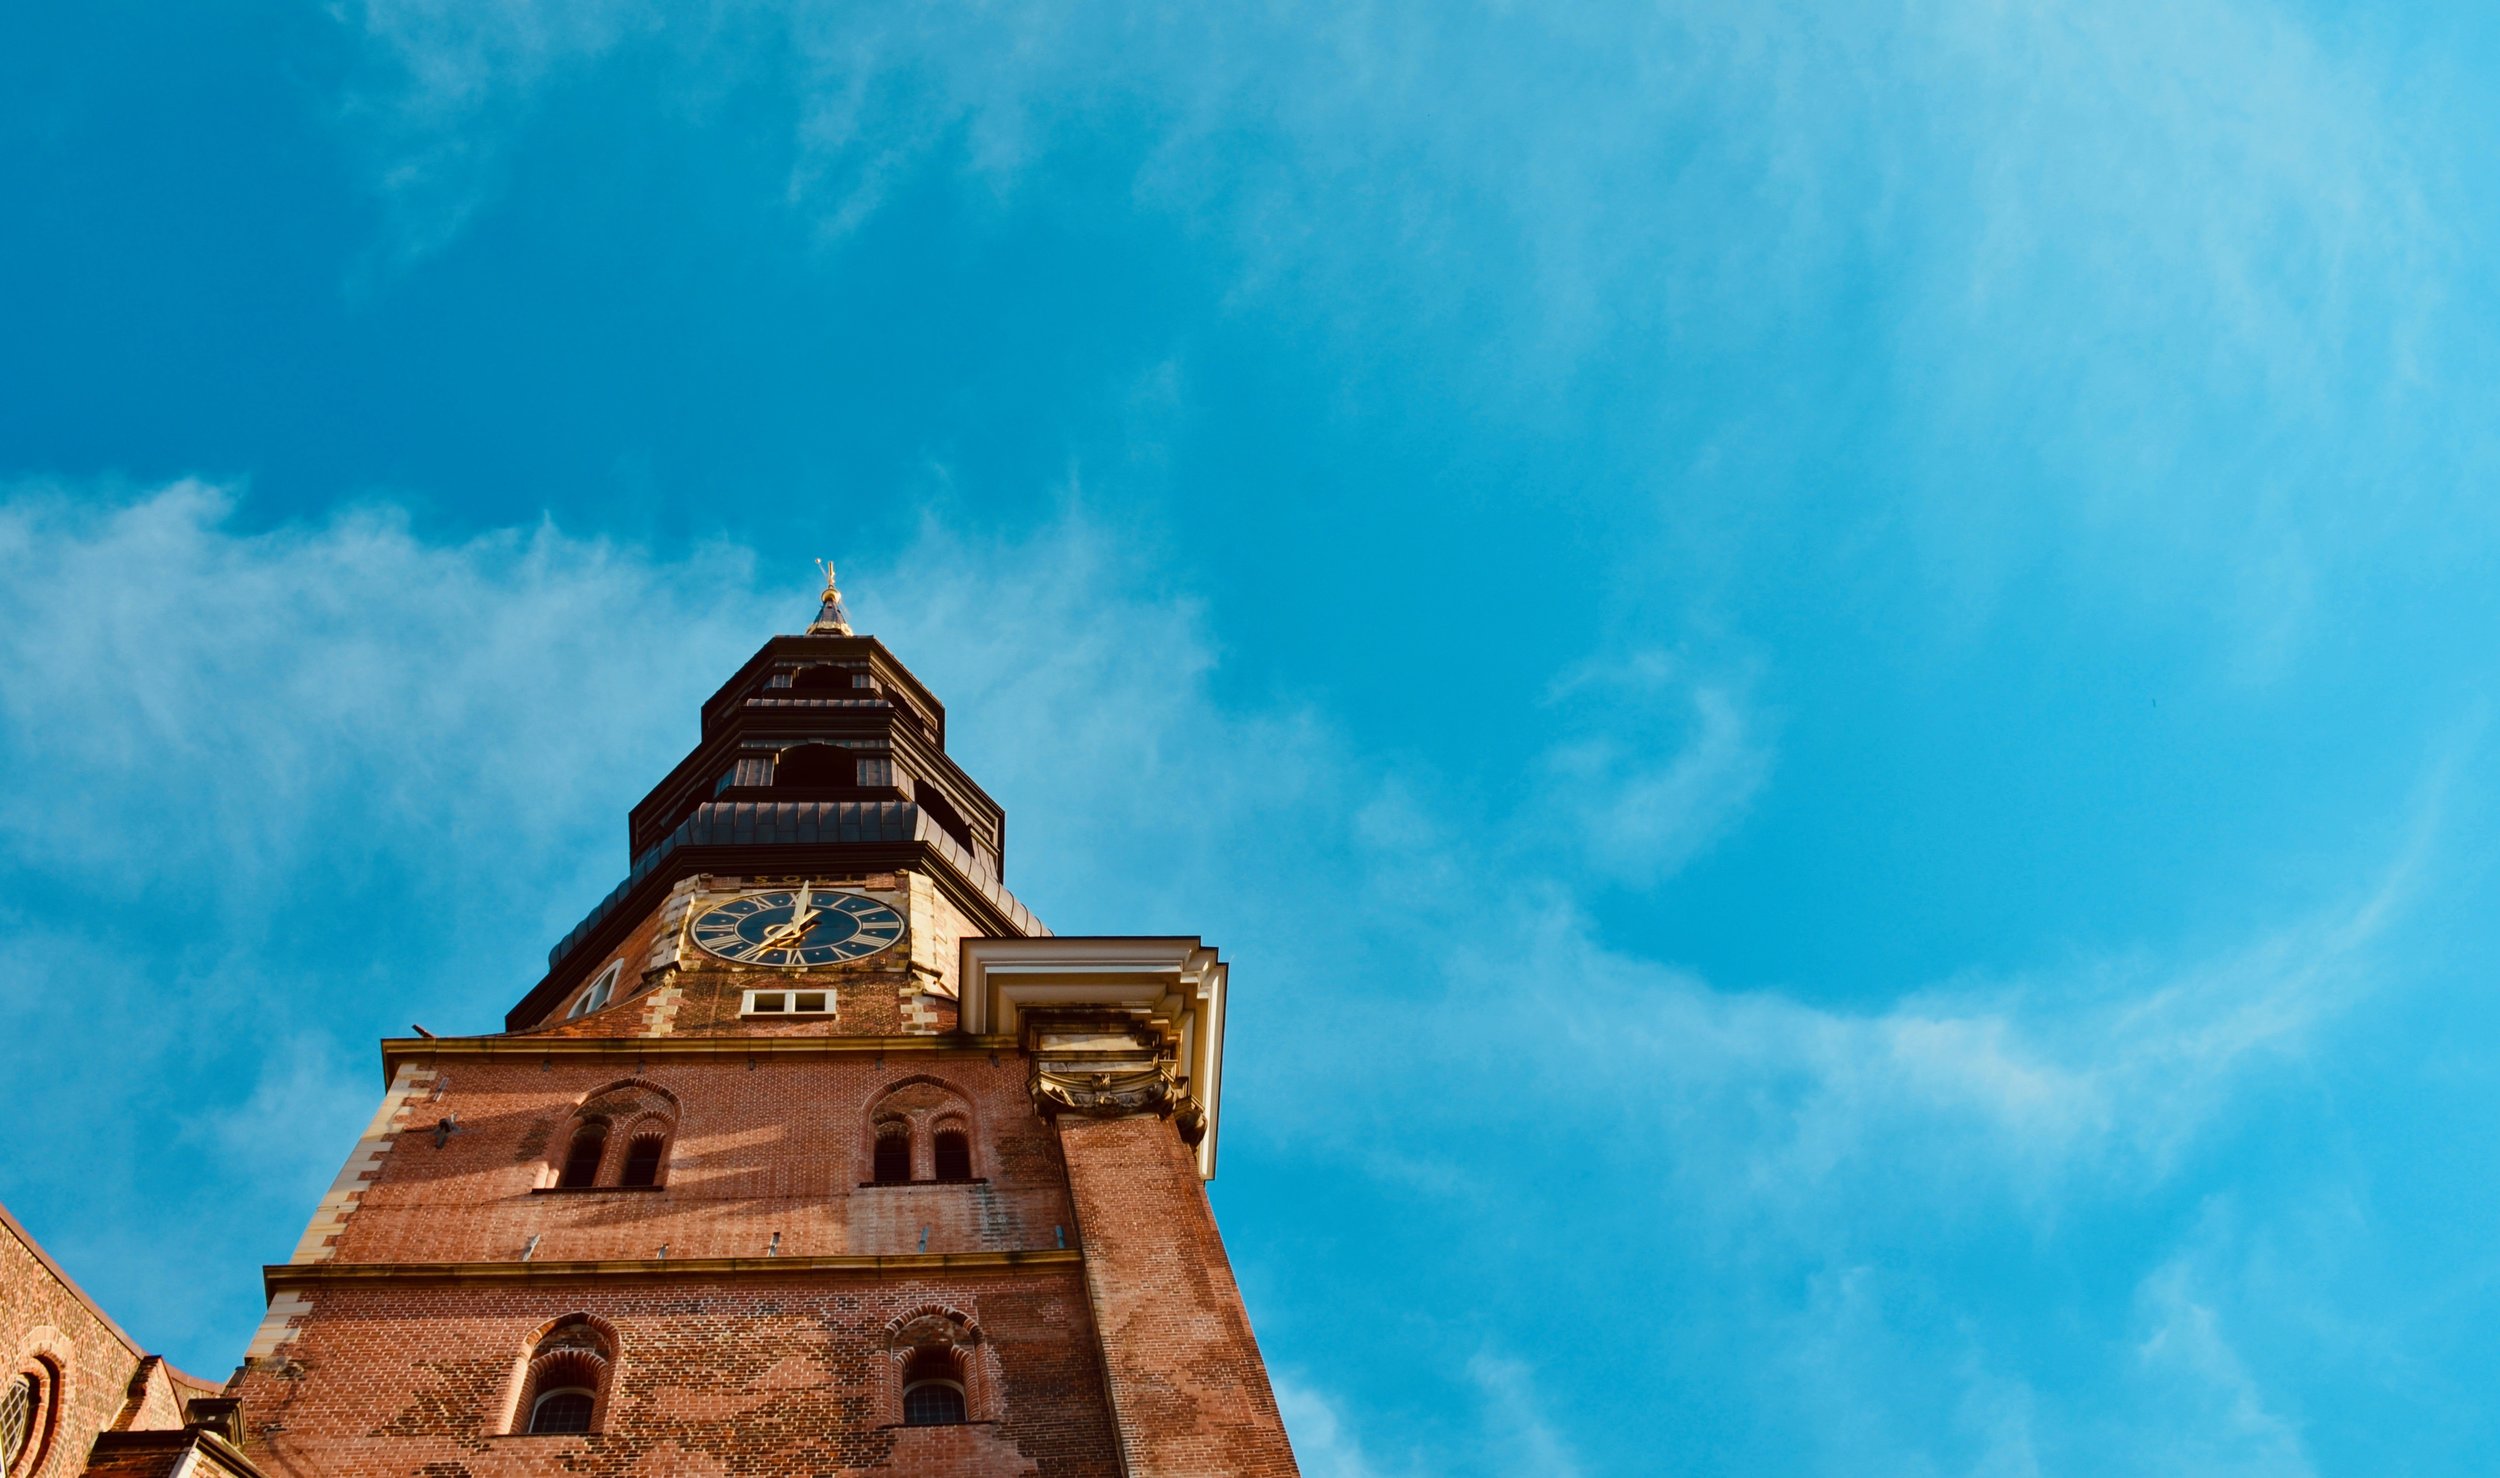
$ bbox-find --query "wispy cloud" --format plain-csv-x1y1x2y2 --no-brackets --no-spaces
1271,1375,1388,1478
1465,1352,1586,1478
0,480,771,895
1538,650,1772,883
0,483,2453,1469
2134,1256,2315,1477
328,0,2491,681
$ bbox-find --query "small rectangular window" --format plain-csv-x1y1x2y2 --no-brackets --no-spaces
740,989,835,1017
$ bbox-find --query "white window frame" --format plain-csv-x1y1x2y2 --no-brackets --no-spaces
741,987,835,1017
1,1371,37,1471
566,961,624,1019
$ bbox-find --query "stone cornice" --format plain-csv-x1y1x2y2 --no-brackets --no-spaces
379,1032,1019,1083
959,936,1230,1180
264,1248,1082,1298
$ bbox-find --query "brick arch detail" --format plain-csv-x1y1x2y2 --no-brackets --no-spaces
4,1331,67,1478
882,1303,982,1343
499,1313,622,1435
571,1078,681,1118
523,1310,621,1351
861,1075,981,1184
551,1081,681,1187
881,1303,994,1424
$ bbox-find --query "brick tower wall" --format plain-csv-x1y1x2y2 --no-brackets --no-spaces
227,1269,1115,1478
317,1053,1071,1264
229,1045,1120,1476
1058,1116,1299,1478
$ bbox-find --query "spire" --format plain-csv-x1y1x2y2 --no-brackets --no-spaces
808,558,853,635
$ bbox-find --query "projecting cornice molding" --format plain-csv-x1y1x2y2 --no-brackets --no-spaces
958,936,1229,1179
263,1248,1082,1299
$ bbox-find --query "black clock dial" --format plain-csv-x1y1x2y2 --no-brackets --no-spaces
689,888,905,968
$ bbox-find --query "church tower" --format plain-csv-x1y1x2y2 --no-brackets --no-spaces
223,569,1301,1477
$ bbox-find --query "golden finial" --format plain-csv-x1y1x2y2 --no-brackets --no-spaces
807,557,854,635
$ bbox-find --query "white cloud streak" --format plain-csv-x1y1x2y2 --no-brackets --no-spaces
0,483,2430,1469
326,0,2499,688
1539,651,1772,883
2134,1258,2316,1477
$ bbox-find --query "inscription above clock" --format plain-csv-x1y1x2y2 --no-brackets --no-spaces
689,886,905,968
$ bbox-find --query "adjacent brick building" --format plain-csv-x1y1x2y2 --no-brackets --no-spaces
1,1202,232,1478
0,571,1296,1478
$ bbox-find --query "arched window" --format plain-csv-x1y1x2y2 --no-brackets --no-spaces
865,1077,978,1187
774,743,854,788
887,1306,982,1427
1,1370,39,1472
558,1124,607,1188
512,1317,614,1436
873,1123,912,1185
549,1081,679,1191
618,1134,665,1188
933,1128,972,1182
900,1350,966,1426
566,961,622,1019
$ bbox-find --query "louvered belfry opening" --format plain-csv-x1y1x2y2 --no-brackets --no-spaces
774,742,854,789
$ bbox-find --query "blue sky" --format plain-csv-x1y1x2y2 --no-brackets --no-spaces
4,1,2498,1472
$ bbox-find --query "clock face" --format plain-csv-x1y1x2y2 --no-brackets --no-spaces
689,887,906,968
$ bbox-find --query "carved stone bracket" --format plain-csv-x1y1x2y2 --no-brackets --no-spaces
1025,1010,1196,1125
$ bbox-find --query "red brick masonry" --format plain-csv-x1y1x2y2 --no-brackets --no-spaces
1059,1117,1300,1478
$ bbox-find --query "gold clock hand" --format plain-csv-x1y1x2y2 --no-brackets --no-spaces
757,923,806,951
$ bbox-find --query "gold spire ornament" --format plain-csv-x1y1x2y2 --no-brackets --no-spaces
808,558,854,635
